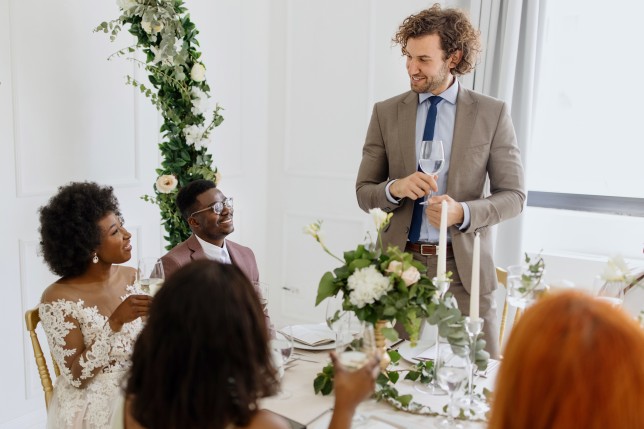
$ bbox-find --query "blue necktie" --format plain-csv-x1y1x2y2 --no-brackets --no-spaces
408,96,443,243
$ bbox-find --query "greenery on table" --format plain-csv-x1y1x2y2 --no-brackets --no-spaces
96,0,223,249
307,208,489,418
313,350,490,420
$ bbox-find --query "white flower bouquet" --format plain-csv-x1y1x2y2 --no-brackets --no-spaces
306,209,482,354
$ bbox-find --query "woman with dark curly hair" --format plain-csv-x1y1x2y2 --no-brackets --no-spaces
113,260,378,429
38,182,152,429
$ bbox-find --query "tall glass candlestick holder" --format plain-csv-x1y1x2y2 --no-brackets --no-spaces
461,316,490,416
415,277,451,396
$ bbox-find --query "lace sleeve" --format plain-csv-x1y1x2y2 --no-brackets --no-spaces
38,300,113,388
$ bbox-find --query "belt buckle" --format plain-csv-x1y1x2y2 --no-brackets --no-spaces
419,244,437,256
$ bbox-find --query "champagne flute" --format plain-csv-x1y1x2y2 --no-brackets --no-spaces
335,320,376,370
418,140,445,205
335,320,376,426
137,257,165,296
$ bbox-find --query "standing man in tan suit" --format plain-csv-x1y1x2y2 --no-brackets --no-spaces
356,4,525,358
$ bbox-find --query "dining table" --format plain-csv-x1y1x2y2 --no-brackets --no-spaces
261,339,498,429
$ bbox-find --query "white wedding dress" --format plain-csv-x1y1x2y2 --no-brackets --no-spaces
39,266,145,429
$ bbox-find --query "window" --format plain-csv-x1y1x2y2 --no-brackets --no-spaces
528,1,644,206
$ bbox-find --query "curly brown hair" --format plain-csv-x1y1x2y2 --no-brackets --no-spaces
39,182,121,278
393,3,481,76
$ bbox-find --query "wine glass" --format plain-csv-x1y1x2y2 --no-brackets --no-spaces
137,257,165,296
270,324,294,399
418,140,445,205
435,362,468,428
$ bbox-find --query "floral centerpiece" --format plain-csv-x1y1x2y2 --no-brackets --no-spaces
306,208,489,409
96,0,223,248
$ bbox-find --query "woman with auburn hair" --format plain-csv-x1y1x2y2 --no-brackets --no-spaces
488,290,644,429
115,260,378,429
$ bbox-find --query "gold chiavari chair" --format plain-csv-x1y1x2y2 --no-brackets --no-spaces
25,307,60,410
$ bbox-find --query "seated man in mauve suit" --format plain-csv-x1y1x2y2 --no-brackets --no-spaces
161,179,259,286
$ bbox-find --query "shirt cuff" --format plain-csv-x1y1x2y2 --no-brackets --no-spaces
385,180,401,205
458,202,471,231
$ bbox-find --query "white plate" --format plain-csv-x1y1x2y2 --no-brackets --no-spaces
396,340,440,363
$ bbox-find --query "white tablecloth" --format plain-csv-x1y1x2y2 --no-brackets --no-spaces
261,343,497,429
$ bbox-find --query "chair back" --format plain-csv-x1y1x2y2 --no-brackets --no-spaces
25,307,60,410
497,267,523,347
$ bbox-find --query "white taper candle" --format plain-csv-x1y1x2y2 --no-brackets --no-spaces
437,200,448,280
470,232,480,319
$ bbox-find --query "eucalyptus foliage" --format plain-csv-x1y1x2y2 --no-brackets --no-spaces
96,0,223,249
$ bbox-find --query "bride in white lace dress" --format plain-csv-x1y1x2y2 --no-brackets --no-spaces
38,182,152,429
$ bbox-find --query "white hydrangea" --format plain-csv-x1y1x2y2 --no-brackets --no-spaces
191,87,209,116
183,124,210,148
347,265,392,309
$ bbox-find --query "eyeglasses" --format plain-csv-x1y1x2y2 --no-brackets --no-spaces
190,197,234,217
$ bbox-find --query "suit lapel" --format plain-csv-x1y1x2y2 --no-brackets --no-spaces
187,235,206,261
447,87,478,195
398,91,420,175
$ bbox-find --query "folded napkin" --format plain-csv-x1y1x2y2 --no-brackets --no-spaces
284,323,335,347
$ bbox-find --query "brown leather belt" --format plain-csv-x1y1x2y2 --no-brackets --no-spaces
405,242,453,257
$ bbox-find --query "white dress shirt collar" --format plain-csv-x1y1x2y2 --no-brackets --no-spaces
195,235,232,264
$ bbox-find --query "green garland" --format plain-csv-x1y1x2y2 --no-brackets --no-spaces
96,0,223,249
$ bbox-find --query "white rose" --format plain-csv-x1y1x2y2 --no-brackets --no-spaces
141,20,152,34
214,170,222,185
385,260,403,276
116,0,137,11
190,63,206,82
369,208,391,231
155,175,178,194
141,20,163,34
401,266,421,286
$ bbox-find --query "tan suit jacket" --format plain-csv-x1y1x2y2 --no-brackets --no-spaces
356,86,525,295
161,234,260,284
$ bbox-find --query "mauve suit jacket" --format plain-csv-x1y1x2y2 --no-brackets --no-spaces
161,234,260,284
356,86,525,294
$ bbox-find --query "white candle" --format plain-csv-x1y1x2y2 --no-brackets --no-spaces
470,232,480,319
437,200,448,280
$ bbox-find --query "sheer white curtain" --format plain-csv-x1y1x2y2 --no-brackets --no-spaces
473,0,546,267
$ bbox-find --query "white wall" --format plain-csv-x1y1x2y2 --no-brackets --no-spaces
0,0,268,426
1,0,642,426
